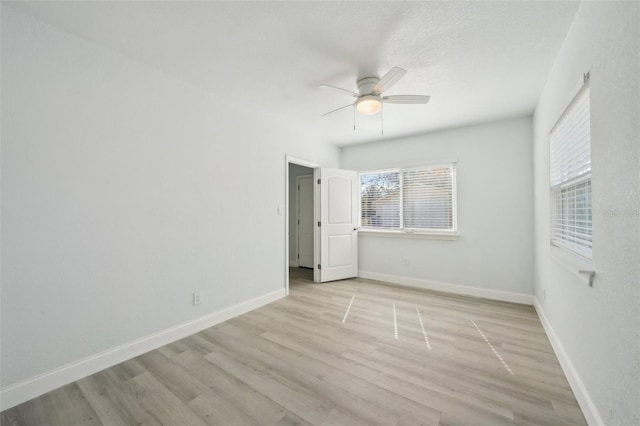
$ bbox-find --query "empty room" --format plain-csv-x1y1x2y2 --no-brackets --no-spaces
1,1,638,425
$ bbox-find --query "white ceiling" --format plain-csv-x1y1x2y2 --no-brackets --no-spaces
8,1,580,147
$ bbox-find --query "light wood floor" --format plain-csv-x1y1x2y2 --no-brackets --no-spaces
1,269,586,425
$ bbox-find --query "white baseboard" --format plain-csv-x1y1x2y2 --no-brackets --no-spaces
358,271,534,305
0,288,286,411
534,299,603,426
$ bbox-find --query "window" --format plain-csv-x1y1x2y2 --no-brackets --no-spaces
360,164,457,233
550,83,592,259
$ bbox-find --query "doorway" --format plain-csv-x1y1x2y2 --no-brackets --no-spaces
296,175,314,268
286,156,318,295
285,156,360,294
289,163,314,268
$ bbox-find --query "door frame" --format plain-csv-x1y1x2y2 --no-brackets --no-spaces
285,155,319,295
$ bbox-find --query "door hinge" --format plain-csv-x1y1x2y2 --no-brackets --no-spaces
318,264,321,270
317,178,321,184
298,185,300,190
297,254,299,259
297,219,300,224
317,221,321,227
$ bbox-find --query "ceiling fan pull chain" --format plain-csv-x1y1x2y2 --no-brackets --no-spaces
354,104,357,131
381,103,384,135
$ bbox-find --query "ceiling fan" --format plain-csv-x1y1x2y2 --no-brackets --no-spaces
320,66,430,118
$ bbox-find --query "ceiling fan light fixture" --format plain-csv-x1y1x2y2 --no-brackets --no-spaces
355,95,382,115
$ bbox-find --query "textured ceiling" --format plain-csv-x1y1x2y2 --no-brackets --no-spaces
7,1,580,146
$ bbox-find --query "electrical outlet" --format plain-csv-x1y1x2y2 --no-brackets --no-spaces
193,292,201,306
403,258,409,266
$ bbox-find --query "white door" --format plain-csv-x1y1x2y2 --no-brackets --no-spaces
316,168,359,282
297,175,314,268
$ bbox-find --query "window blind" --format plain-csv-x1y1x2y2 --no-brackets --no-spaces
550,86,592,258
360,165,456,232
360,171,400,228
403,167,454,230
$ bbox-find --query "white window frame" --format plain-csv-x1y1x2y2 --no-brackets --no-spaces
549,79,592,260
358,164,458,240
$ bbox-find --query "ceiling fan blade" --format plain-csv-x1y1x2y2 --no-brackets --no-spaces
374,66,407,93
319,84,358,97
382,95,431,104
321,103,354,117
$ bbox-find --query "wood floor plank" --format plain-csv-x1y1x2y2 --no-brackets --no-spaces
2,382,102,426
1,268,587,425
171,349,288,426
340,348,515,420
76,372,144,426
319,408,373,426
117,371,208,425
204,346,332,425
275,411,315,426
187,393,260,426
202,325,406,425
213,324,443,425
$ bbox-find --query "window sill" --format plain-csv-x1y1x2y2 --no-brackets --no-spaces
358,229,459,241
549,245,594,286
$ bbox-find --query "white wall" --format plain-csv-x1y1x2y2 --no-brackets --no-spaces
0,6,339,394
288,163,313,266
341,116,534,298
532,2,639,425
